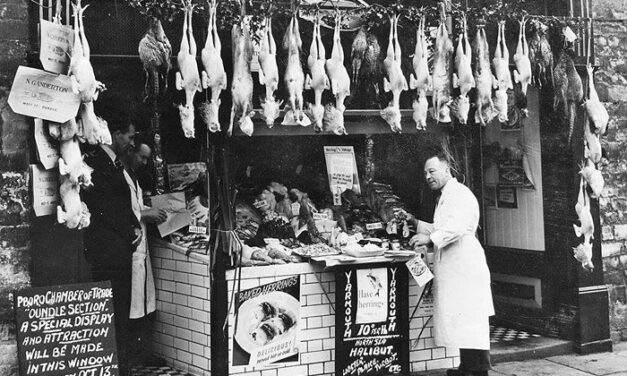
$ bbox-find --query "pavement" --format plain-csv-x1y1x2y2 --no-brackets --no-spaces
420,341,627,376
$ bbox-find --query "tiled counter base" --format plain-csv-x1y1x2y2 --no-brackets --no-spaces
150,238,458,376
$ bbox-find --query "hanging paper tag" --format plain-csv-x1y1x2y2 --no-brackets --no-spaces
313,212,328,220
366,222,384,231
189,225,207,234
291,202,301,216
406,256,434,287
253,199,268,209
563,26,577,43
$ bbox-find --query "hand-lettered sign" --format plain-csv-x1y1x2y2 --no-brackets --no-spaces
40,19,73,74
8,66,80,123
336,265,409,376
14,281,119,376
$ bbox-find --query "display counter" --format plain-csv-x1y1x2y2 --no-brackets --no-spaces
149,238,459,376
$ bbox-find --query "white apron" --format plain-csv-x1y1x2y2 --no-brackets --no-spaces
124,170,156,319
429,179,494,350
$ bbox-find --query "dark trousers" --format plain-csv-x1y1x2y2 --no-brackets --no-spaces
459,349,492,372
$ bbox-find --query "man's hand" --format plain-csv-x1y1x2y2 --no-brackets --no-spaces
131,227,143,247
409,233,431,247
143,207,167,224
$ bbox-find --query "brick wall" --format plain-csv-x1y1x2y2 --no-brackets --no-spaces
0,0,31,375
592,0,627,342
151,240,457,375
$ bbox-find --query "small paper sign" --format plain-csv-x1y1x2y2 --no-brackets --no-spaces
291,202,301,216
313,212,328,220
253,199,268,209
8,66,80,123
34,119,59,170
30,164,59,217
39,19,73,74
324,146,361,194
406,256,433,287
366,222,383,231
188,226,207,234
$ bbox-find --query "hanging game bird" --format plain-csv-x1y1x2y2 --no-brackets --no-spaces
139,16,172,101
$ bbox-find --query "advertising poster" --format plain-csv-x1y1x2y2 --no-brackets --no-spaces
336,265,409,376
232,276,301,367
14,281,119,376
324,146,361,202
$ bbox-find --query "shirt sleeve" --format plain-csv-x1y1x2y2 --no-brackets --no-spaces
429,186,478,249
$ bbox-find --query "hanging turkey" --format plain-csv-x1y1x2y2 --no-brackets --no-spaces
200,0,227,132
258,16,282,127
176,2,202,138
138,15,172,101
583,63,609,136
451,12,474,125
282,14,309,126
573,177,594,271
409,15,430,130
431,14,453,123
69,0,106,103
229,17,255,136
472,24,494,125
324,12,350,134
513,17,532,115
380,14,407,133
492,20,513,123
305,14,329,132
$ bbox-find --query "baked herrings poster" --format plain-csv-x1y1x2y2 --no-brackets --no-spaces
336,265,409,376
232,276,301,367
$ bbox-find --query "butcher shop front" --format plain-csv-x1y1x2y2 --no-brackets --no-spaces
15,0,613,375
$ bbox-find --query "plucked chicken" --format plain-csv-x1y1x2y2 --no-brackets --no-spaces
69,0,105,103
573,242,594,271
323,104,347,136
175,4,202,138
48,119,79,141
59,137,92,188
139,16,172,101
492,21,513,123
528,19,554,88
431,16,453,123
200,0,227,132
325,15,351,114
380,14,407,132
57,174,91,230
283,14,309,126
583,63,609,135
573,177,594,246
579,158,604,198
513,18,532,115
451,13,474,124
77,101,111,145
258,16,282,127
473,25,494,125
553,47,583,144
305,15,329,132
350,26,368,84
409,16,430,130
583,113,602,164
229,19,255,136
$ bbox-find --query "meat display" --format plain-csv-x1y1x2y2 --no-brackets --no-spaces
431,15,453,124
77,101,111,145
380,14,407,132
200,0,227,132
583,63,609,136
229,19,255,136
492,21,513,123
175,3,202,138
451,13,474,125
305,14,329,132
553,47,583,145
528,19,554,88
138,16,172,101
513,17,532,115
282,14,309,126
472,25,495,126
350,27,368,85
325,14,351,122
258,16,282,127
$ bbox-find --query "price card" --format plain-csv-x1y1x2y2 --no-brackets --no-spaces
366,222,383,231
34,119,59,170
30,164,59,217
39,19,73,74
189,226,207,234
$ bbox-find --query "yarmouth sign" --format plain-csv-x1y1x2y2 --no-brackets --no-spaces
8,66,80,123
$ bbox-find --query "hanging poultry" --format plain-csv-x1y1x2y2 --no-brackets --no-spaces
59,136,93,188
492,20,513,123
528,19,554,88
69,0,106,103
77,101,111,145
553,46,583,145
229,18,255,136
176,3,202,138
282,14,309,126
200,0,227,132
579,158,604,198
350,26,368,84
513,17,532,116
573,177,594,270
451,12,474,125
583,112,602,164
409,15,430,130
258,16,283,127
472,25,494,126
138,16,172,101
57,174,91,230
325,13,350,122
380,14,407,133
305,14,329,132
583,63,609,135
431,15,453,124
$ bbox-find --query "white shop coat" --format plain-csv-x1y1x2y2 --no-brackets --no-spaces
123,170,156,319
426,178,494,350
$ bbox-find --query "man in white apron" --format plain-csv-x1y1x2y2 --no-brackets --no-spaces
122,142,166,366
409,152,494,376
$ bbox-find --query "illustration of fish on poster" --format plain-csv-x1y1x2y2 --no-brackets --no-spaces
356,268,388,324
232,276,301,367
